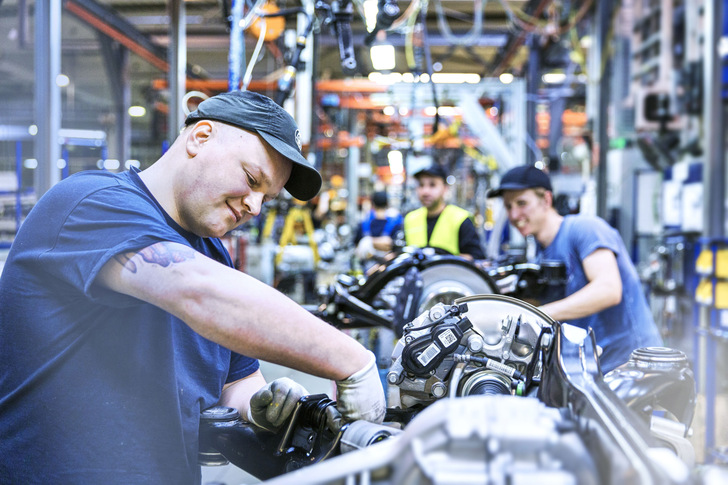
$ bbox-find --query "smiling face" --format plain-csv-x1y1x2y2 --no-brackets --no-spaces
415,174,448,214
175,121,292,238
502,188,552,238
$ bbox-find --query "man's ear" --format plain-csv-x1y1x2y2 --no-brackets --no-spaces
544,190,554,207
186,120,214,157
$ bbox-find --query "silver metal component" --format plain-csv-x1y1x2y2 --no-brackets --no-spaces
431,382,447,398
467,334,484,353
263,396,597,485
338,421,402,454
389,295,554,410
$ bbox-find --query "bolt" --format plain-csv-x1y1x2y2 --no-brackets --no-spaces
431,382,447,398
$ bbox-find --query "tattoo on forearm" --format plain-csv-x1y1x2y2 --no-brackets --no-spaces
115,242,196,273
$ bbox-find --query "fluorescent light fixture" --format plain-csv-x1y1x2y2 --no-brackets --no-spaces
431,73,480,84
28,125,38,136
128,106,147,117
388,150,404,175
125,160,142,169
24,159,38,169
368,72,402,84
57,159,67,169
383,106,395,116
419,73,430,83
103,159,121,170
402,73,415,83
56,74,70,87
399,106,409,116
370,44,396,71
499,73,514,84
424,106,458,117
542,72,566,84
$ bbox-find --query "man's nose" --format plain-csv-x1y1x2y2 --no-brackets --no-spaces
243,192,264,216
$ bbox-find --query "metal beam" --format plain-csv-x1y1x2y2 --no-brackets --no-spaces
34,0,61,197
98,34,131,164
64,0,168,72
703,0,725,238
168,0,186,143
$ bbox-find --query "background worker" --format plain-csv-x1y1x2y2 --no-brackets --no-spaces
0,91,385,484
355,190,403,269
404,164,485,260
487,164,662,372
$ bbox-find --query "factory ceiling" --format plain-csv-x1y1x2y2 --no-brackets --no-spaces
0,0,593,160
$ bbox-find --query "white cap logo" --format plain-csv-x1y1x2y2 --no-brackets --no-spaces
294,130,302,152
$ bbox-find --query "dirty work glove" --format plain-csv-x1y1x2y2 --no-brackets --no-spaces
246,378,308,432
335,350,386,425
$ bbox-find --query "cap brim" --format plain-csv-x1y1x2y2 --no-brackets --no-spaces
259,131,322,201
486,182,534,198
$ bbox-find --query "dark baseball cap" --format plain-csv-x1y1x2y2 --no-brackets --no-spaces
487,165,552,197
185,90,322,201
371,191,388,208
413,164,448,181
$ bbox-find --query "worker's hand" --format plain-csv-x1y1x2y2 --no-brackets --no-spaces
335,350,386,425
246,378,308,432
355,236,375,261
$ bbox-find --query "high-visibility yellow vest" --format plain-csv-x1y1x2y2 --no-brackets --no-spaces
404,205,471,255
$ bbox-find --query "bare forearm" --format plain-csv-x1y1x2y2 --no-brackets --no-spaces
539,280,621,321
371,236,393,252
99,244,369,380
174,268,368,380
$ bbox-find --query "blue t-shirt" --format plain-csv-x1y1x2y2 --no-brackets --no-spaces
538,215,662,372
0,169,258,484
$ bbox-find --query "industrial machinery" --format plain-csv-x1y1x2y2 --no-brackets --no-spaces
200,295,720,484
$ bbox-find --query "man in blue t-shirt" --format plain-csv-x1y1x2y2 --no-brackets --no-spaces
0,91,385,484
355,190,403,268
488,165,662,372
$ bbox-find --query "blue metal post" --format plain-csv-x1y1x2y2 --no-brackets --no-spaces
229,0,245,91
15,141,22,231
61,147,69,179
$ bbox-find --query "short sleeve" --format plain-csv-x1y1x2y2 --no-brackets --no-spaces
35,183,191,305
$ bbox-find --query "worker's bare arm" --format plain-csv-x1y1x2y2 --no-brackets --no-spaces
219,370,268,418
97,241,367,380
539,248,622,321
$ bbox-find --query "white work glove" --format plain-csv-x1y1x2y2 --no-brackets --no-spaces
355,236,375,261
335,350,386,425
246,378,308,432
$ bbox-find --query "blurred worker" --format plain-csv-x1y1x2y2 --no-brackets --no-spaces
0,91,385,484
355,190,403,269
487,165,662,372
404,164,485,260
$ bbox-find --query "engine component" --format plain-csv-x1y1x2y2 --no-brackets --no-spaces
388,296,553,409
263,395,601,485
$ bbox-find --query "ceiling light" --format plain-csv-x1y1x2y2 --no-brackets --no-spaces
431,73,480,84
388,150,404,175
370,44,396,71
542,72,566,84
56,74,70,87
499,73,514,84
383,106,395,116
128,106,147,117
363,0,378,32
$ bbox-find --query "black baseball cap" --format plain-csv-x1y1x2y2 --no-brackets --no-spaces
185,90,322,201
371,191,388,208
487,165,552,197
413,164,448,181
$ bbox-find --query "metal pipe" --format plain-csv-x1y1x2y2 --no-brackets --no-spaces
168,0,186,143
34,0,61,197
